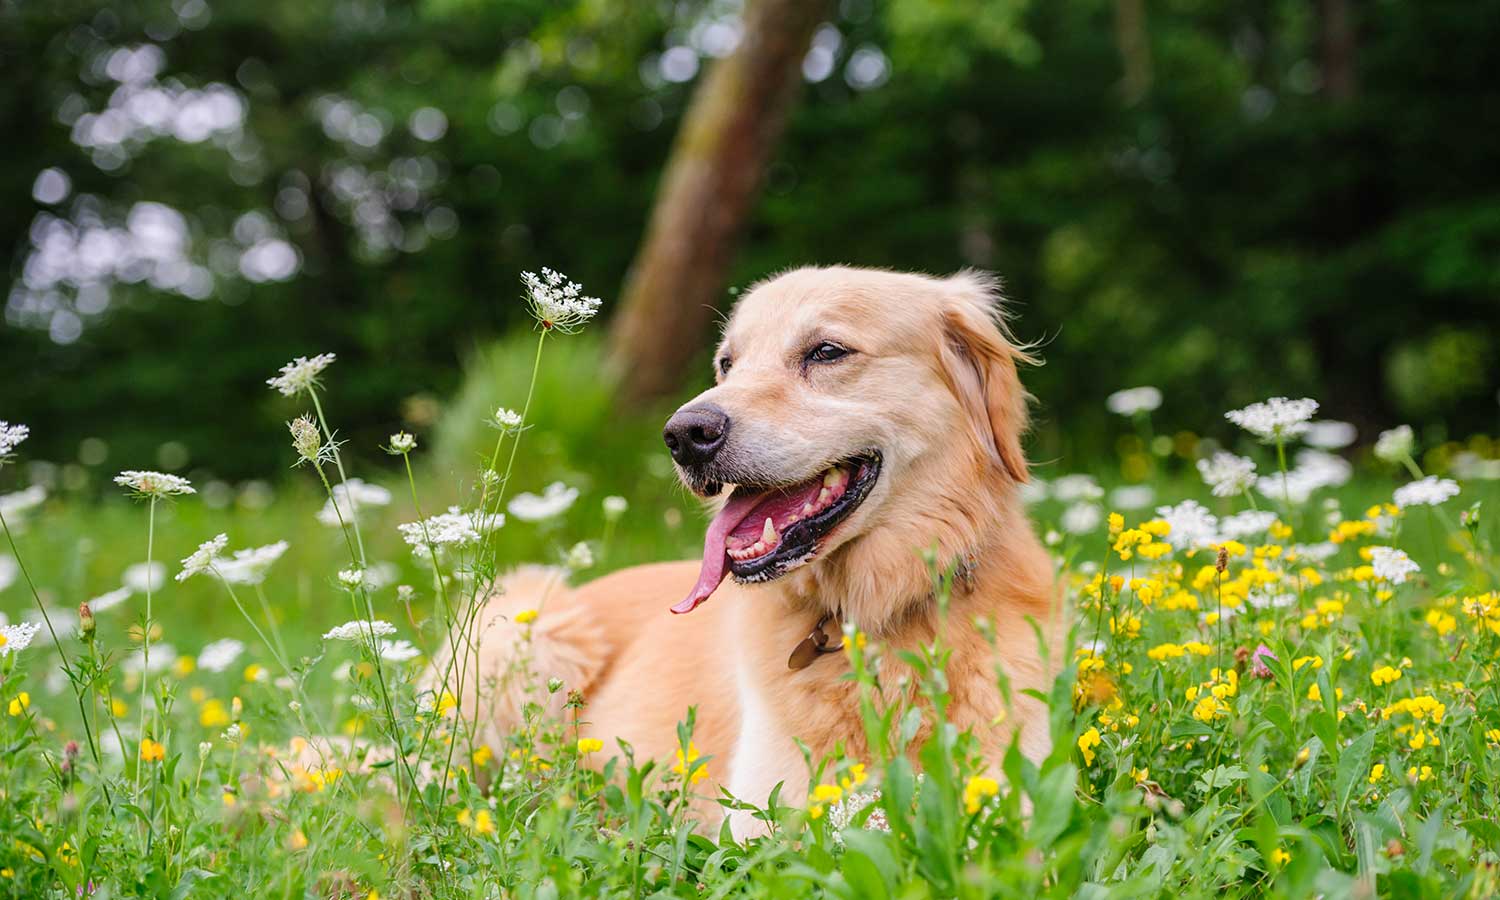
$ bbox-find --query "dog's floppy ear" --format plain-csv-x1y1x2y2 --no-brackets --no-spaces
938,271,1034,483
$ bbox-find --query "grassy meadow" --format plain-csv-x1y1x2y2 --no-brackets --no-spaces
2,324,1499,899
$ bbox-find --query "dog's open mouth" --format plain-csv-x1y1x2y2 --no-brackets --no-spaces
671,451,882,614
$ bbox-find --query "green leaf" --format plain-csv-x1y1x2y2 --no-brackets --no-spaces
1335,730,1375,813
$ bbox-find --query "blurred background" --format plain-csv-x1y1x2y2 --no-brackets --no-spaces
3,0,1498,491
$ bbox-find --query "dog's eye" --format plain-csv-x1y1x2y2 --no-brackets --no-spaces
717,356,733,376
805,342,850,364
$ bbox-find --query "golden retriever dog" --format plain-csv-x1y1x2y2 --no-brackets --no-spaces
440,265,1058,831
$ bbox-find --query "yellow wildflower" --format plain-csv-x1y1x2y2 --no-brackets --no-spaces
514,609,538,625
7,693,30,717
1369,764,1385,784
1371,666,1403,686
673,742,707,784
962,775,1000,813
139,738,166,762
1077,727,1102,765
576,737,604,755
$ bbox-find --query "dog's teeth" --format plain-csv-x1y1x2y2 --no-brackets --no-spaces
801,502,815,516
751,541,766,555
817,488,831,505
762,517,777,545
823,469,841,487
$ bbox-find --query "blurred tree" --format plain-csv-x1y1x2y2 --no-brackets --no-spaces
607,0,833,407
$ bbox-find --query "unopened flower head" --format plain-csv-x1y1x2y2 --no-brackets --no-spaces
322,619,398,642
386,431,417,454
492,407,523,432
1225,397,1319,443
1106,386,1162,417
1374,425,1414,463
1196,452,1257,498
508,481,579,522
336,568,367,590
0,421,29,459
602,495,628,521
176,533,229,582
565,541,594,570
287,415,330,466
1393,476,1459,510
267,353,336,397
1369,546,1420,584
521,268,602,333
114,470,195,499
0,621,42,657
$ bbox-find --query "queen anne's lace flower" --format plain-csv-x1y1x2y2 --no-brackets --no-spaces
197,638,246,672
88,586,132,613
1106,386,1162,416
1219,510,1278,539
1225,397,1319,442
521,268,602,333
0,421,29,457
1304,420,1357,450
1393,476,1460,509
1374,425,1414,463
0,621,42,656
508,482,579,522
1060,502,1102,534
0,485,46,520
114,470,196,498
1051,474,1104,503
379,640,421,662
1155,500,1221,550
322,619,398,642
176,533,229,582
316,478,392,526
267,353,336,397
1256,450,1351,504
1197,452,1257,497
398,506,503,548
1369,546,1420,584
492,408,523,431
215,541,290,585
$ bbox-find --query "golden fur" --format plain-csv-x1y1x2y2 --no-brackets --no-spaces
434,266,1059,832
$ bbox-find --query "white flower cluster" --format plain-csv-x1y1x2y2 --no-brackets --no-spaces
322,619,398,642
267,353,336,397
0,421,29,457
197,638,246,672
1373,425,1414,463
114,470,195,498
176,533,229,582
1392,476,1460,509
0,621,42,656
379,639,421,662
1196,452,1257,498
214,541,290,585
1225,397,1319,442
398,506,504,548
1155,500,1221,551
1255,449,1351,504
521,268,602,333
508,481,579,522
1369,546,1420,584
1106,386,1162,416
1303,420,1357,450
316,478,392,527
88,586,133,613
492,407,523,431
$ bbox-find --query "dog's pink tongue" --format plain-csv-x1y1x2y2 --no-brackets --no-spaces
672,490,764,614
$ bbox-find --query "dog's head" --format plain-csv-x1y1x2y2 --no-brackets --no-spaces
665,266,1035,625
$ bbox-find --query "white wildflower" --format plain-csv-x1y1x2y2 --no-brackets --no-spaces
322,619,398,642
1060,502,1102,535
1051,474,1104,503
492,407,523,431
602,495,628,520
88,585,132,613
176,533,229,582
1106,386,1162,416
124,561,166,593
364,561,400,590
197,639,246,672
1154,500,1220,551
114,470,195,498
1196,452,1257,497
1369,546,1420,584
315,478,391,527
379,639,421,662
267,353,337,397
215,541,290,585
1017,478,1049,505
1288,542,1339,562
508,482,579,522
0,421,29,458
0,621,42,656
1256,450,1351,504
565,541,594,570
521,268,602,333
1304,420,1357,450
387,431,417,454
1451,452,1500,480
123,641,176,675
222,723,243,743
0,485,47,519
0,555,16,593
336,568,367,590
1246,592,1299,611
827,789,889,836
1373,425,1414,463
1393,476,1460,509
1225,397,1319,443
1219,510,1278,540
1108,485,1155,511
398,506,503,548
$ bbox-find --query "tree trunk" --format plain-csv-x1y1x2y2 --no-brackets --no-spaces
607,0,833,407
1319,0,1357,102
1114,0,1152,105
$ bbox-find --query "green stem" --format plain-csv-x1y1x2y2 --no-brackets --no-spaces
134,497,158,803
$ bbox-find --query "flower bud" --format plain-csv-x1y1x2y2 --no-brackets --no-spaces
288,415,322,463
78,603,95,643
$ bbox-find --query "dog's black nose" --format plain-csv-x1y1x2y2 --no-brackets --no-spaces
663,404,730,467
